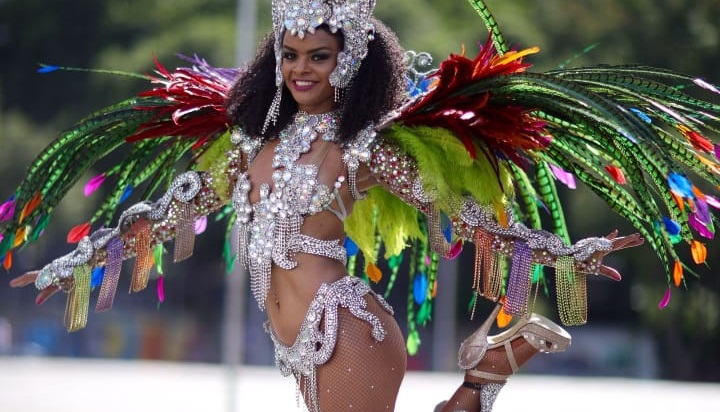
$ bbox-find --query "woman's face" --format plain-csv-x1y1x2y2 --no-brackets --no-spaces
281,28,341,114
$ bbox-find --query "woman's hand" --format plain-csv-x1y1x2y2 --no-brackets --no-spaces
9,271,62,305
594,230,645,281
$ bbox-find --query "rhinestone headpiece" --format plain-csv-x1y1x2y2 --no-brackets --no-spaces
271,0,377,88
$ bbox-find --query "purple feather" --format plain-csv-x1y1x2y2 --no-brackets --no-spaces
194,216,207,235
705,195,720,209
84,174,106,197
688,214,714,239
694,197,712,224
693,78,720,95
658,287,671,309
0,199,15,222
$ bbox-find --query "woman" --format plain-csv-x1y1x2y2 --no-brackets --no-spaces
220,10,641,410
8,8,641,411
226,20,410,411
9,4,644,411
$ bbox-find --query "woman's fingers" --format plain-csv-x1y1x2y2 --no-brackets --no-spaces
35,286,61,306
611,233,644,251
597,265,622,281
9,270,62,305
590,232,644,281
9,271,39,288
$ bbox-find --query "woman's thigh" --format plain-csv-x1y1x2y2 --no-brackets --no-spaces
314,297,407,411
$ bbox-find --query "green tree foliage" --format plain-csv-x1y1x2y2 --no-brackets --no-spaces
0,0,239,125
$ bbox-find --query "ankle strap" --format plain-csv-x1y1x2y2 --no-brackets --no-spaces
465,369,509,381
462,380,484,390
465,337,518,382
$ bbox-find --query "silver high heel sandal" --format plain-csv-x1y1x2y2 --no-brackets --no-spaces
438,304,572,411
458,303,571,375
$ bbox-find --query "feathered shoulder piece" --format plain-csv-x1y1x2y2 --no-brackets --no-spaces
353,0,720,334
0,56,242,271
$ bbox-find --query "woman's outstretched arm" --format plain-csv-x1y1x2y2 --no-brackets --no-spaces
10,131,260,330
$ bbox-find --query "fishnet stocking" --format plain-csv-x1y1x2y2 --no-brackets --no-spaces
301,296,407,411
439,387,482,412
440,335,541,412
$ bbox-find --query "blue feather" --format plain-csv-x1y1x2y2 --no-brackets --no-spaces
37,65,60,73
441,213,452,242
413,273,428,305
119,185,134,203
667,172,694,199
662,217,681,236
344,237,359,257
630,108,652,124
91,266,105,289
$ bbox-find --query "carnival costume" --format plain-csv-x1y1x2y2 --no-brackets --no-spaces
3,0,720,410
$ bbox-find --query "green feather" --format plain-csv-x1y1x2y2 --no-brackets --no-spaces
508,162,543,230
535,162,570,242
383,124,513,212
465,0,508,54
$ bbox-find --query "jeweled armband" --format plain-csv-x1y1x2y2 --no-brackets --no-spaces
458,201,612,326
33,170,228,331
457,201,612,271
366,138,461,258
342,123,377,200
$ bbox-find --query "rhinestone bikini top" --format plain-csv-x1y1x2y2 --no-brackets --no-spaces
232,112,351,310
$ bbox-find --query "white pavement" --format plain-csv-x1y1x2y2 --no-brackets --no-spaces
0,357,718,411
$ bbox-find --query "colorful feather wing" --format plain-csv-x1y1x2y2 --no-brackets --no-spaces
381,1,720,313
0,55,241,268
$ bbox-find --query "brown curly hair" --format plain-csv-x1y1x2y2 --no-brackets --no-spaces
225,17,406,143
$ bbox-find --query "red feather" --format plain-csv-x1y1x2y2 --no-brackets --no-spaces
126,56,239,146
67,222,91,243
605,165,627,184
398,36,548,164
686,130,714,152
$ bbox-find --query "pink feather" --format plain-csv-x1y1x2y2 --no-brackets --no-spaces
549,164,576,189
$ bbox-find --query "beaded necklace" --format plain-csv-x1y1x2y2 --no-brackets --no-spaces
274,111,339,167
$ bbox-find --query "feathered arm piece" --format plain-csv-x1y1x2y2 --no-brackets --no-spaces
0,56,243,268
357,134,638,327
463,64,720,299
10,131,258,332
129,55,240,144
388,12,720,309
3,56,259,331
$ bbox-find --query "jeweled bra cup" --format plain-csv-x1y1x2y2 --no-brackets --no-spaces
232,112,350,310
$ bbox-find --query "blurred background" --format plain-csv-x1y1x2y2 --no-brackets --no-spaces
0,0,719,400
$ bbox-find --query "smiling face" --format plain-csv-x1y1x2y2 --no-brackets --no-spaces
281,28,342,114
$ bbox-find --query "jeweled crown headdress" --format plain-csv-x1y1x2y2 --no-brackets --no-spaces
271,0,377,89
